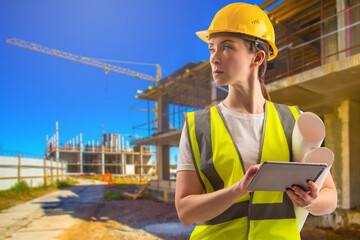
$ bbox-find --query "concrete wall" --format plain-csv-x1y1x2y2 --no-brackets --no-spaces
0,156,67,190
157,145,170,180
348,100,360,208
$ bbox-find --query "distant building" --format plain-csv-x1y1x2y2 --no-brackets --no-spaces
46,122,155,177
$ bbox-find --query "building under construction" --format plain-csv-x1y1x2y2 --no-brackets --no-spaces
46,122,155,177
132,0,360,227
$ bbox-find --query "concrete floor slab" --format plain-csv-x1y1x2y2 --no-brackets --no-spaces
267,53,360,115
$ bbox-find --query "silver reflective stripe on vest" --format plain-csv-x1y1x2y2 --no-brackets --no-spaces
194,108,224,191
249,193,296,220
185,112,206,191
272,103,296,162
197,201,249,226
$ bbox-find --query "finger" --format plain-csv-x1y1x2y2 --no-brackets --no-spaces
307,181,318,199
286,189,303,207
287,189,310,208
250,164,262,172
286,189,302,202
291,185,309,200
245,164,261,178
290,185,314,207
243,165,262,191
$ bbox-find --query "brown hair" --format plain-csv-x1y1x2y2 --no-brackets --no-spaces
246,41,271,101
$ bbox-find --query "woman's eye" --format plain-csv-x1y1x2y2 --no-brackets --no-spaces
223,45,232,50
208,48,214,53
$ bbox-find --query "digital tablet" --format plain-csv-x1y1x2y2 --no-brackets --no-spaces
246,161,327,192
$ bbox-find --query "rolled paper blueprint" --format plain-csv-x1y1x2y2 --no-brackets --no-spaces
303,147,334,189
292,112,326,162
294,147,334,231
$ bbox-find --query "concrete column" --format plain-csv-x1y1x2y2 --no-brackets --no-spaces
140,146,143,174
157,145,170,180
122,136,124,151
55,121,59,159
55,122,60,180
101,151,105,175
80,133,83,174
46,135,49,152
79,152,83,174
324,100,360,209
109,135,113,151
155,94,171,180
122,153,126,175
157,94,169,133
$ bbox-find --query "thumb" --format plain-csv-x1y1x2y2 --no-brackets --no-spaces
243,164,261,186
246,164,261,177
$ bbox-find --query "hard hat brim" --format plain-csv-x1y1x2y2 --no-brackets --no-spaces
196,30,278,61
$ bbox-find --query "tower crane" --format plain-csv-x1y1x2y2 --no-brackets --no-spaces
5,38,161,83
6,37,160,138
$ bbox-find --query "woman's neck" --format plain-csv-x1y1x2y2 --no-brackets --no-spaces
222,78,266,114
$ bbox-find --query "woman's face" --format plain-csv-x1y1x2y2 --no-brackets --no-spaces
208,36,255,86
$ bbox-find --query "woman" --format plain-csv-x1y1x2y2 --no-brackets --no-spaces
175,3,337,240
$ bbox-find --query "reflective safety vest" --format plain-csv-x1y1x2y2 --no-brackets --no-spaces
185,101,301,240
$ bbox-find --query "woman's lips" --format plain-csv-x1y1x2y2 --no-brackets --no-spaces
213,70,224,76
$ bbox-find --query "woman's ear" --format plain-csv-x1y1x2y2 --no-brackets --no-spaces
253,50,265,67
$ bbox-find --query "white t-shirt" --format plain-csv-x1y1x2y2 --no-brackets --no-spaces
177,102,265,172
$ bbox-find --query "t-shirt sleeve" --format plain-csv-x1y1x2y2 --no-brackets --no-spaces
177,121,196,172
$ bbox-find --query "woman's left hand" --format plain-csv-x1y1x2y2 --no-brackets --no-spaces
285,180,318,209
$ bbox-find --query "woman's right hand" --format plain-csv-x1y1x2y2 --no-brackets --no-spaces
235,164,262,196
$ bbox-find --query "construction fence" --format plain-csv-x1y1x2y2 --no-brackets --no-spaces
0,152,67,190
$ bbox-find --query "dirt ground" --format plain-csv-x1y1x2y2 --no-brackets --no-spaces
57,184,188,240
301,223,360,240
57,184,360,240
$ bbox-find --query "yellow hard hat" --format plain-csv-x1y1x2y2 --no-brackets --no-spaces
196,2,278,61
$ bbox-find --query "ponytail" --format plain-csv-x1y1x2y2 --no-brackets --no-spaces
247,41,271,101
260,79,271,101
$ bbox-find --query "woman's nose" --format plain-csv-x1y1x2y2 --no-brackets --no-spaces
210,49,221,65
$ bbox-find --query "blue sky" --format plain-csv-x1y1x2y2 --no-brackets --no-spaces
0,0,266,164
